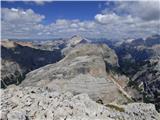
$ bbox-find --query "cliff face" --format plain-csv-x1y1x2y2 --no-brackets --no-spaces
131,58,160,111
114,35,160,111
1,60,24,88
1,40,62,88
115,35,160,75
1,36,91,88
1,86,159,120
21,43,130,104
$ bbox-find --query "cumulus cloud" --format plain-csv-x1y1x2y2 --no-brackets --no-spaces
1,8,45,23
1,8,98,39
94,12,159,39
95,13,119,24
1,1,160,40
93,1,160,39
1,8,45,39
103,1,160,21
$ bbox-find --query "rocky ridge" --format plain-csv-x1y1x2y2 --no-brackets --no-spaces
1,36,91,88
66,35,89,47
1,85,160,120
20,43,130,104
1,35,160,119
61,35,90,56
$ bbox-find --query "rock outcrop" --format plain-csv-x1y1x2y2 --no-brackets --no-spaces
66,35,89,47
1,86,159,120
61,35,90,56
21,44,129,104
1,60,24,88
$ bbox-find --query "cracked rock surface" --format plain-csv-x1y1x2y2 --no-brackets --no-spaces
1,86,160,120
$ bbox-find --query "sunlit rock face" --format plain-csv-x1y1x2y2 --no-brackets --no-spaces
21,43,130,104
61,35,90,56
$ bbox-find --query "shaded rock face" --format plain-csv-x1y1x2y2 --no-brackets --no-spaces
21,44,129,104
33,39,66,51
145,34,160,47
1,40,63,88
115,35,160,67
1,60,24,88
1,86,160,120
114,35,160,111
1,36,91,88
130,58,160,111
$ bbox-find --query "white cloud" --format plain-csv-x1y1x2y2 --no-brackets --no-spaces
94,12,142,25
1,8,46,39
55,19,69,26
34,1,46,5
103,1,160,21
33,0,53,5
70,23,79,28
95,13,120,24
1,1,160,41
94,12,160,39
7,0,51,6
1,8,45,23
93,1,160,39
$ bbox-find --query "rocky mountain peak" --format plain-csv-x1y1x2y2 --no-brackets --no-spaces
67,35,90,47
71,34,82,39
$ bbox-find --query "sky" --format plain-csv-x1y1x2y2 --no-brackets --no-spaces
1,0,160,40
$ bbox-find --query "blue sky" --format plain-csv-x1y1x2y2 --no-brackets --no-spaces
2,1,107,24
1,1,160,40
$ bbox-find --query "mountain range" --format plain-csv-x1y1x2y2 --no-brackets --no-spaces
1,34,160,119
